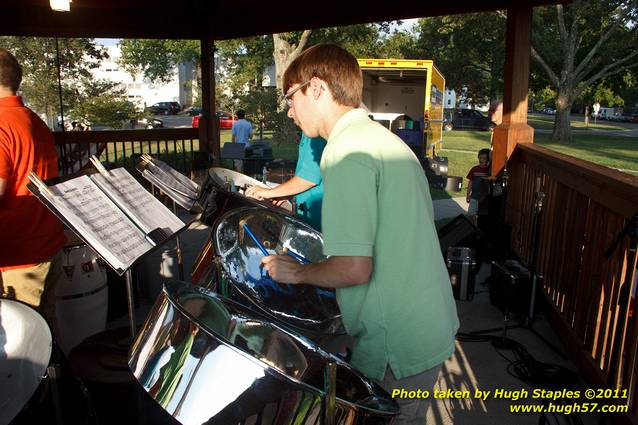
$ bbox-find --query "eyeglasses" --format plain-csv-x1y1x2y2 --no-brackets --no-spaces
283,80,310,107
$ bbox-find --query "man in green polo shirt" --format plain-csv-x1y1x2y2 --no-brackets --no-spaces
262,44,459,424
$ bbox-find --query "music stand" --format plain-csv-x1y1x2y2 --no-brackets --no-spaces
27,169,197,339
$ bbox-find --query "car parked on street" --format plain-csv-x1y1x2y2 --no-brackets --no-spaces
187,106,202,116
540,107,556,115
147,101,181,115
444,109,495,131
192,111,235,129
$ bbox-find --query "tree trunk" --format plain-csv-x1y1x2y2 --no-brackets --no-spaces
272,31,311,92
272,31,312,142
551,92,574,141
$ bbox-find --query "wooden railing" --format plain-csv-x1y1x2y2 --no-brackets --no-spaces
507,143,638,423
53,128,201,176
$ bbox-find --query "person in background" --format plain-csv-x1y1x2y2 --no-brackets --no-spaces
465,148,491,224
260,44,459,424
0,48,66,336
231,109,253,171
245,132,326,231
231,109,253,145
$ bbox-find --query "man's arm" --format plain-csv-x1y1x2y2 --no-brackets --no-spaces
0,177,6,201
261,255,373,288
245,176,315,199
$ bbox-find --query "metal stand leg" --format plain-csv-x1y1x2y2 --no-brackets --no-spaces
321,362,336,425
173,200,185,281
125,268,136,339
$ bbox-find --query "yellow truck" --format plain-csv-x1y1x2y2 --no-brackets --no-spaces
357,59,445,158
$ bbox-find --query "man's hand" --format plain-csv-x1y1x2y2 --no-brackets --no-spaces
262,254,304,284
245,186,269,200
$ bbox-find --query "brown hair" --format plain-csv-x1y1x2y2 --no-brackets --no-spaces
0,49,22,93
283,44,362,108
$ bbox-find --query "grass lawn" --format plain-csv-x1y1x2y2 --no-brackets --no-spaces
535,133,638,174
527,114,627,131
434,125,638,198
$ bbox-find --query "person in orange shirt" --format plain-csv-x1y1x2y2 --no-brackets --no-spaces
0,48,66,335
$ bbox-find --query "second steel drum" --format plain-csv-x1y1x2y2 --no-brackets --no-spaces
211,207,343,339
129,282,399,425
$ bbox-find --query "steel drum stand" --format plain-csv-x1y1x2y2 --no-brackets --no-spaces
322,362,337,425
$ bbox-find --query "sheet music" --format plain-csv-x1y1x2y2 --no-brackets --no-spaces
91,168,185,235
151,158,199,193
142,159,199,211
44,175,153,271
210,167,276,189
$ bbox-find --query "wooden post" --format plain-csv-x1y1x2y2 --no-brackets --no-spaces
491,1,534,177
200,35,220,166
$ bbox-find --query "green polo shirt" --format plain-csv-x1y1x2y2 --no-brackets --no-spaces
321,108,459,381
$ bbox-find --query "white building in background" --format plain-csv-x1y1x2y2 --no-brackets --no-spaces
444,88,456,109
92,44,196,109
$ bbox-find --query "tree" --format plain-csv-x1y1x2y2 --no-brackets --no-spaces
71,78,142,129
119,39,200,84
414,13,506,106
378,30,419,59
272,31,312,93
531,0,638,141
0,37,108,125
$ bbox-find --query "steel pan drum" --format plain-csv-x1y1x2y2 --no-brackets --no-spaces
129,281,399,425
192,168,294,281
198,168,292,225
212,207,342,339
0,299,52,424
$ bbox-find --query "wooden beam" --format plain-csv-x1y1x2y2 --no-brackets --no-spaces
199,36,220,166
2,1,572,40
492,1,534,176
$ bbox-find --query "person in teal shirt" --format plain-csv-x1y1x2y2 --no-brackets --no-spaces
245,133,326,231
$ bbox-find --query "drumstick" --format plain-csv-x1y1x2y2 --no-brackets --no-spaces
285,249,311,264
241,223,270,257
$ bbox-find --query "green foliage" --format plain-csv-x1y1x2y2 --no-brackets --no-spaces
69,77,146,128
239,87,278,139
216,36,273,92
308,24,387,57
579,82,625,108
531,0,638,140
414,13,506,105
377,31,420,58
76,96,138,129
529,86,558,110
0,37,107,122
118,39,200,83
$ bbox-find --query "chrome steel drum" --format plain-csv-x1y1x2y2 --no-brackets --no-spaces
129,281,399,425
0,299,52,424
0,299,95,425
212,207,342,338
198,168,292,226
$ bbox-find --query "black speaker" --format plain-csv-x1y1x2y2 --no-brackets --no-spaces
221,142,246,159
437,214,480,254
490,260,541,318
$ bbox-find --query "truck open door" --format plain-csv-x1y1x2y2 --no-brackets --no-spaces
358,59,445,159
